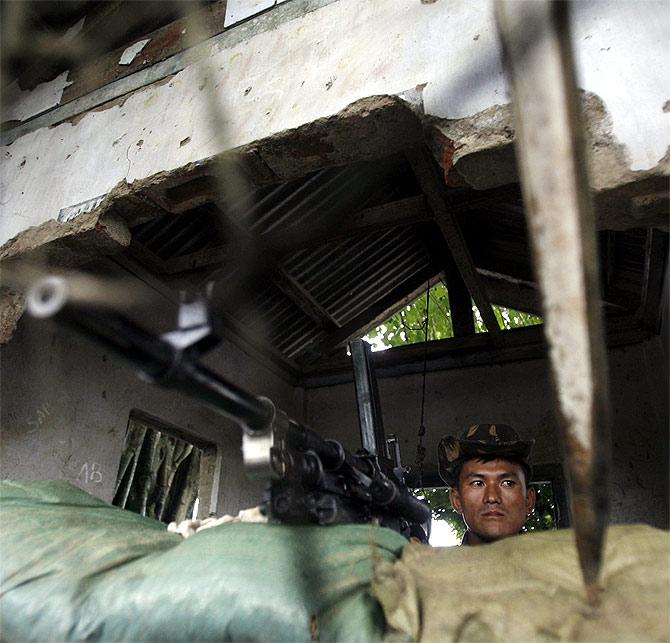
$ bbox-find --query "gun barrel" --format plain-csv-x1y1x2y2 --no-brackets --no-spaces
390,486,432,525
26,276,272,433
27,275,432,530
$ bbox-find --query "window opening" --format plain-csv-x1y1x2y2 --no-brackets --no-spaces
112,411,212,524
473,300,543,333
417,481,558,547
365,282,542,350
365,282,452,350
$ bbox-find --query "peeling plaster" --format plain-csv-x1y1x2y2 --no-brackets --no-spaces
119,39,151,66
1,0,668,246
4,72,72,123
224,0,291,27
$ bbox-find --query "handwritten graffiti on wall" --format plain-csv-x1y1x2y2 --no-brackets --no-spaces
77,462,103,485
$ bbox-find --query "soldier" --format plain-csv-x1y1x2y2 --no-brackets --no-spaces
437,424,536,546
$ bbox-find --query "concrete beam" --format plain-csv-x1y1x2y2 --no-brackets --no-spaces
2,0,667,248
431,92,669,230
0,209,130,268
0,289,25,345
0,94,421,263
0,208,130,346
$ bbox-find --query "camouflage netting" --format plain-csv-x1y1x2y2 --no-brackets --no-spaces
373,524,670,642
0,480,407,642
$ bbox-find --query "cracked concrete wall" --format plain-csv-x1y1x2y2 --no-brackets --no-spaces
304,337,669,529
2,0,668,246
0,313,301,516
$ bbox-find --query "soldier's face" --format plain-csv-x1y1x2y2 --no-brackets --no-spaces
449,458,535,545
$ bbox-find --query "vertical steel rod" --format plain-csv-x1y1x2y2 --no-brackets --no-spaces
350,339,388,459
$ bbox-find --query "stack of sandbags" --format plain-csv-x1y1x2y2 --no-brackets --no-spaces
374,524,670,641
0,480,407,642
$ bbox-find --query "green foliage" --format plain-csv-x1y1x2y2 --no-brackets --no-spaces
418,482,557,544
365,282,542,349
473,302,543,334
418,487,467,541
523,482,557,532
366,283,453,349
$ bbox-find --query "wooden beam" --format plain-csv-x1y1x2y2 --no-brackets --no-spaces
638,228,668,333
195,203,340,333
406,148,502,340
273,267,339,331
446,261,476,336
109,253,300,379
267,184,523,257
216,308,302,380
127,239,169,274
301,312,646,387
416,225,476,337
299,265,440,364
604,231,616,288
479,268,629,316
160,246,230,274
447,182,523,213
480,273,541,315
339,195,429,235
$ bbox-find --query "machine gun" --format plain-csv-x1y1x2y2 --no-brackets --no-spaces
26,276,431,539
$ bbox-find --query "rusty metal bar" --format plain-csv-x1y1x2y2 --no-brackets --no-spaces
495,0,612,604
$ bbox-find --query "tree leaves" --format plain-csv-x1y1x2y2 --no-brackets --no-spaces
366,281,542,349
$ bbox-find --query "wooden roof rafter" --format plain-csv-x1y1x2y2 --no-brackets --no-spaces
297,263,441,366
405,148,502,342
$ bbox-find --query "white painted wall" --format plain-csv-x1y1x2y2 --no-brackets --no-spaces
2,0,668,246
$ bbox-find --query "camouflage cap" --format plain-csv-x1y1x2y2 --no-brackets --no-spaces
437,423,534,487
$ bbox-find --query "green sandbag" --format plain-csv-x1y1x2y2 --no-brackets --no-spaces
373,523,670,642
0,480,407,641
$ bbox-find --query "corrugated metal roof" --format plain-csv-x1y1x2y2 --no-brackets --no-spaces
129,154,430,363
127,153,662,370
284,226,430,325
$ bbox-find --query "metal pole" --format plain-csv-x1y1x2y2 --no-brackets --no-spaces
349,338,388,458
495,0,612,605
